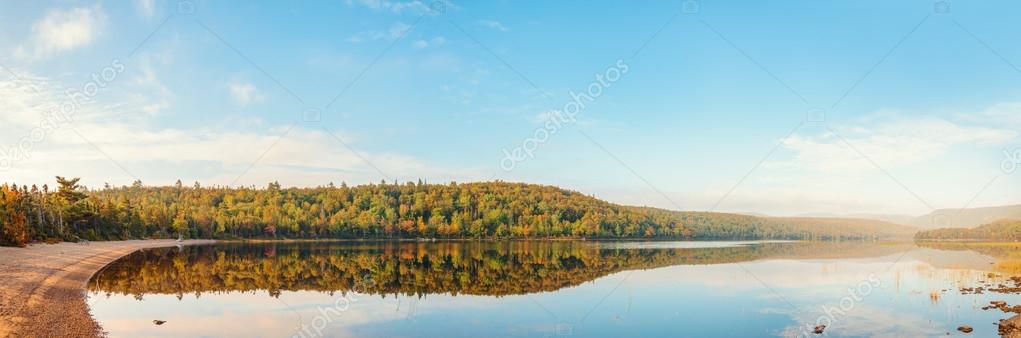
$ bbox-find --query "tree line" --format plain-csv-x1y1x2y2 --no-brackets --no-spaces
1,177,913,246
914,219,1021,241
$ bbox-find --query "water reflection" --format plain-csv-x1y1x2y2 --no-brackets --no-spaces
916,242,1021,274
86,241,1021,337
89,241,903,298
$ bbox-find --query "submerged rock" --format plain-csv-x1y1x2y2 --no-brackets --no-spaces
813,325,826,334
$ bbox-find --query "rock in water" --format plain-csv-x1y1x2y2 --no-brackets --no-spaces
957,325,973,333
813,325,826,334
153,320,167,325
1001,315,1021,338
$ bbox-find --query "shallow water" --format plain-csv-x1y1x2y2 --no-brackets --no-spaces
87,241,1021,337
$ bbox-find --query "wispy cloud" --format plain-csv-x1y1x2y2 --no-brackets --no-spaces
344,0,439,15
412,36,446,49
348,22,412,43
0,72,485,187
961,101,1021,128
133,0,155,18
477,19,508,32
774,114,1017,173
15,6,106,60
228,82,263,107
130,57,173,116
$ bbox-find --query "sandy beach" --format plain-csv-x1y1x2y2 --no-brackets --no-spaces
0,240,215,338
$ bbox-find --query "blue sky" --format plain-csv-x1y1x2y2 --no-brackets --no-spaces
1,0,1019,216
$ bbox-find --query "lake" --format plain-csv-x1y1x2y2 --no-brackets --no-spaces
87,241,1021,337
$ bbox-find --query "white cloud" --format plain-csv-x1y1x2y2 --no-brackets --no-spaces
228,82,263,107
16,6,105,59
777,115,1016,173
587,110,1021,216
0,72,59,129
0,72,485,188
131,57,173,115
141,102,169,116
389,22,412,39
681,112,1021,215
134,0,155,18
348,22,413,43
344,0,440,15
477,19,508,32
962,101,1021,128
411,36,445,49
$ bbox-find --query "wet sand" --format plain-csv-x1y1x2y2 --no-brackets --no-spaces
0,240,215,337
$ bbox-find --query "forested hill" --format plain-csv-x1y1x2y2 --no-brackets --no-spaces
914,219,1021,241
907,205,1021,229
0,178,915,246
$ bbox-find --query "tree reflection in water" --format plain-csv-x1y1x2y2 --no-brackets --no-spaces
88,241,908,300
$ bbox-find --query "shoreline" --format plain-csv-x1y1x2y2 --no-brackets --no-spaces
0,240,216,338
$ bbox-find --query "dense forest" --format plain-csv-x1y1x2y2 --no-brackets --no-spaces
1,177,915,247
914,219,1021,241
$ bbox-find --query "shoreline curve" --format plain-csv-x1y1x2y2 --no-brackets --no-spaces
0,240,216,338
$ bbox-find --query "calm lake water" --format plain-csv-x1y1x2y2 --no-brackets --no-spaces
87,241,1021,337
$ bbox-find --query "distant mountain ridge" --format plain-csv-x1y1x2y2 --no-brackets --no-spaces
906,205,1021,229
796,212,915,226
792,205,1021,230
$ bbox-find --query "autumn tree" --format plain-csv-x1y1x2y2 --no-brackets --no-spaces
0,178,914,246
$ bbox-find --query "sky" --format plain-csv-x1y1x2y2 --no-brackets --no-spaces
1,0,1019,217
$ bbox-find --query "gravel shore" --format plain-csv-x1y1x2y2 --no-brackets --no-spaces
0,240,215,337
